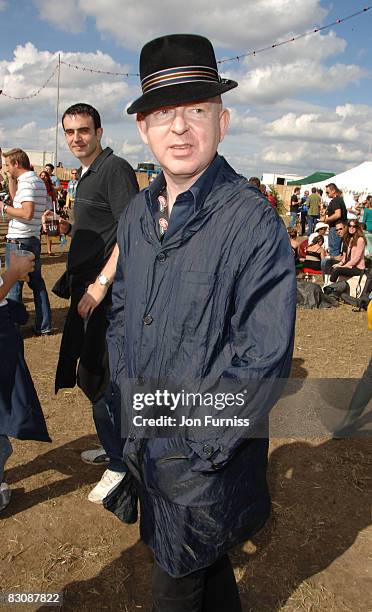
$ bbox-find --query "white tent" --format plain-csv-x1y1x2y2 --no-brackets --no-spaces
308,161,372,201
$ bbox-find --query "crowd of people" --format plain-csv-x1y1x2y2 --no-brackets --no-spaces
248,175,278,208
288,182,371,287
0,32,371,611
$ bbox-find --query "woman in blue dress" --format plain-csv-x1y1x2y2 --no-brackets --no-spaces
0,250,50,512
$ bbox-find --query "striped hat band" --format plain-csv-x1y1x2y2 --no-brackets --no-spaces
141,65,221,94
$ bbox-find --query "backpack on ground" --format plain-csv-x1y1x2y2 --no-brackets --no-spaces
341,269,372,310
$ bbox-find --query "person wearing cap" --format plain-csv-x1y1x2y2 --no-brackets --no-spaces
105,34,296,611
309,221,329,252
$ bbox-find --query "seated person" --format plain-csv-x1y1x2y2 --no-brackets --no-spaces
287,227,302,269
322,220,348,283
303,235,327,275
330,220,366,282
298,237,308,260
308,222,329,252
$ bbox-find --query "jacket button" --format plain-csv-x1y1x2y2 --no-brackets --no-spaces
202,444,214,457
137,375,145,386
157,252,167,262
143,314,153,325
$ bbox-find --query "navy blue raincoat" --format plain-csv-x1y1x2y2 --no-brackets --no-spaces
106,156,296,576
0,302,50,442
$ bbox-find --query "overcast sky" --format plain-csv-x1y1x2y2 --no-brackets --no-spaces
1,0,372,178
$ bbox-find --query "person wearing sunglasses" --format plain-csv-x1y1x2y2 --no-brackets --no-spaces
325,183,347,257
330,220,366,283
66,169,79,209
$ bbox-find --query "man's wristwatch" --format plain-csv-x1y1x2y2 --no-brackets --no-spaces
97,273,110,287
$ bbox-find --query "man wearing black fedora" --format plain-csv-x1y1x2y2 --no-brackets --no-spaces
105,34,296,611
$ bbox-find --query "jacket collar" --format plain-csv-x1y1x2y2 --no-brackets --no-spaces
147,154,223,215
141,156,246,249
79,147,113,175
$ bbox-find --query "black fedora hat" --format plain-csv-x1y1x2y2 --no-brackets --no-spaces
127,34,238,115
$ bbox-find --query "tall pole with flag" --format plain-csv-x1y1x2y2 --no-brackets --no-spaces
54,53,61,167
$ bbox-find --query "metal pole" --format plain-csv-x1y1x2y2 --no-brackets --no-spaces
54,53,61,167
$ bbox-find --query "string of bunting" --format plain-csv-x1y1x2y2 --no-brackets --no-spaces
60,59,139,77
0,5,371,99
0,65,58,100
217,5,372,64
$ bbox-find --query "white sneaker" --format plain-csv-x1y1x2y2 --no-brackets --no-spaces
88,469,126,504
81,447,109,465
0,482,11,512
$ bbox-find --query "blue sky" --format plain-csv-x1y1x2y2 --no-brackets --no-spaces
1,0,372,177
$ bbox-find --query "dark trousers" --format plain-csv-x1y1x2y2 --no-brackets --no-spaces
300,213,307,236
330,266,363,283
322,257,339,276
92,397,126,473
152,555,242,612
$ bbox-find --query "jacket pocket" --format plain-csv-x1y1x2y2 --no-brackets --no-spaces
141,438,220,506
172,271,220,335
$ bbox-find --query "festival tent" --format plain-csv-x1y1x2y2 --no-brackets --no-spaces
306,161,372,199
287,171,335,186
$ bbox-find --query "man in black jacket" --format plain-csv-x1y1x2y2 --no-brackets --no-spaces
48,103,138,503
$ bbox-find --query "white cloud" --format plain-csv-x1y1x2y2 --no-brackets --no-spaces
227,60,366,105
0,44,135,124
228,108,264,135
262,142,367,170
119,140,144,156
0,44,142,164
0,121,55,151
26,0,360,120
336,103,372,119
0,0,7,10
268,112,360,142
239,30,346,68
3,0,372,179
31,0,328,50
33,0,85,33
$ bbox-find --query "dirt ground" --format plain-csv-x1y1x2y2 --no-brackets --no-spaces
0,239,371,612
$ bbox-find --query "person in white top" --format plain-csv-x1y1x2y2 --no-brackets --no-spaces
2,148,52,335
346,193,359,220
308,221,329,252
